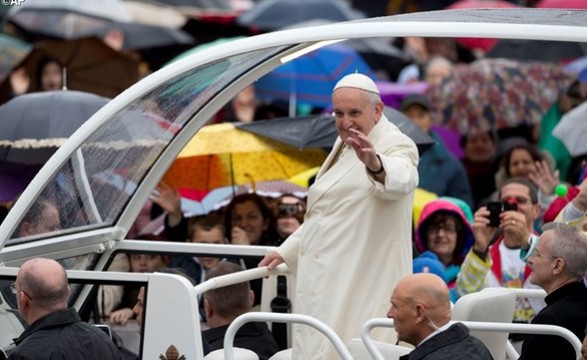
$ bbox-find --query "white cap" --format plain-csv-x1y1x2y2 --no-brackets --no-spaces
333,73,380,95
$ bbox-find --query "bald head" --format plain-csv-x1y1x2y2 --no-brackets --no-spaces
18,258,69,312
398,273,451,319
388,273,451,346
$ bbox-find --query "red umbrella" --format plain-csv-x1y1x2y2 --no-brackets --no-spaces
445,0,520,53
537,0,587,9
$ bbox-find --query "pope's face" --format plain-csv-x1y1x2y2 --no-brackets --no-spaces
332,87,382,143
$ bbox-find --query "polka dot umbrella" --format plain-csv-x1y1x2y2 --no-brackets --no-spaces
161,122,327,190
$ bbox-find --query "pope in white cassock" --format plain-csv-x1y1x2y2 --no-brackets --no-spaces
260,73,419,360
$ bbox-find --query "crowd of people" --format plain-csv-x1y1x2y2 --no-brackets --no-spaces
1,2,587,358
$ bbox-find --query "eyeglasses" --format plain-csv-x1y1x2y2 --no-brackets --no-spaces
427,224,457,235
10,282,33,301
499,196,531,205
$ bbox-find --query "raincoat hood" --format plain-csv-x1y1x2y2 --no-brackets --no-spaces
415,199,474,264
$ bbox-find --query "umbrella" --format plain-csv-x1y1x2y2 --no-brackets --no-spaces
161,123,327,190
0,90,109,164
237,0,365,31
0,34,31,81
287,166,319,188
564,55,587,74
165,37,244,65
537,0,587,9
123,1,187,28
553,101,587,157
486,39,587,63
153,0,231,10
255,43,377,109
237,106,436,155
377,80,429,109
281,20,411,81
426,58,574,135
0,37,139,102
445,0,520,53
6,0,132,40
0,161,42,201
74,22,196,70
75,22,196,51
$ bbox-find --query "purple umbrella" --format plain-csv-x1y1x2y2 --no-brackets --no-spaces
0,161,41,201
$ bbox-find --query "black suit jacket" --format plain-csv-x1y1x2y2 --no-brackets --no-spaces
400,323,493,360
519,281,587,360
203,321,279,360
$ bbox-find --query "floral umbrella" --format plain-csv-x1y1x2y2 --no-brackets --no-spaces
161,123,327,190
426,58,574,135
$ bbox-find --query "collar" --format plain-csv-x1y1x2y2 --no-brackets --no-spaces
14,308,80,345
545,281,587,306
417,321,452,346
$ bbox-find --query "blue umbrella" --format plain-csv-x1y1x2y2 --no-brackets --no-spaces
255,43,377,109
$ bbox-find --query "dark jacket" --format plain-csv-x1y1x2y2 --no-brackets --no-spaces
519,281,587,360
203,321,279,360
8,308,122,360
419,131,474,208
400,323,493,360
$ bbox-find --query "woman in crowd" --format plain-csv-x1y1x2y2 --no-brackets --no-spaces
272,194,306,240
223,193,281,246
413,198,474,301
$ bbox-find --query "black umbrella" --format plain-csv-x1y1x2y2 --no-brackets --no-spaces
6,0,132,41
487,39,587,63
153,0,231,10
0,90,109,164
75,22,196,51
237,107,436,155
237,0,365,31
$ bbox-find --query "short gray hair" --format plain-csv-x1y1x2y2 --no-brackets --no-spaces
542,222,587,278
365,90,382,106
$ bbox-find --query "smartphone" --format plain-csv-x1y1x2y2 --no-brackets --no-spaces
486,201,518,227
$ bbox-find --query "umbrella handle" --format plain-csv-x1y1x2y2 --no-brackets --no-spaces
62,67,68,91
244,173,256,193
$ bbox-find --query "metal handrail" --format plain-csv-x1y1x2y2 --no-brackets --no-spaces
194,264,289,296
224,313,353,360
362,319,582,360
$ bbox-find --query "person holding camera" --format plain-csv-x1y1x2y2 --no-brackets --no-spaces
273,194,306,240
455,177,545,325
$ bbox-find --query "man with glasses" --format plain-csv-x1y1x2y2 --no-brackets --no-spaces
519,222,587,360
455,178,545,325
8,258,122,360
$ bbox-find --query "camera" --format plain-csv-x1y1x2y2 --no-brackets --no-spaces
486,201,518,227
277,203,302,218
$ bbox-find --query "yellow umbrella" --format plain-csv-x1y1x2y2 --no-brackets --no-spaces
162,123,327,190
413,188,438,229
287,166,320,188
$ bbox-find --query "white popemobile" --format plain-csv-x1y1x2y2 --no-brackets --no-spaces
0,8,585,360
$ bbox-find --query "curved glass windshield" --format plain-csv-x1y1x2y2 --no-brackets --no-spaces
9,47,285,244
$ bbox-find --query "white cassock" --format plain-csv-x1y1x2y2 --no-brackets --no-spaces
276,114,419,360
